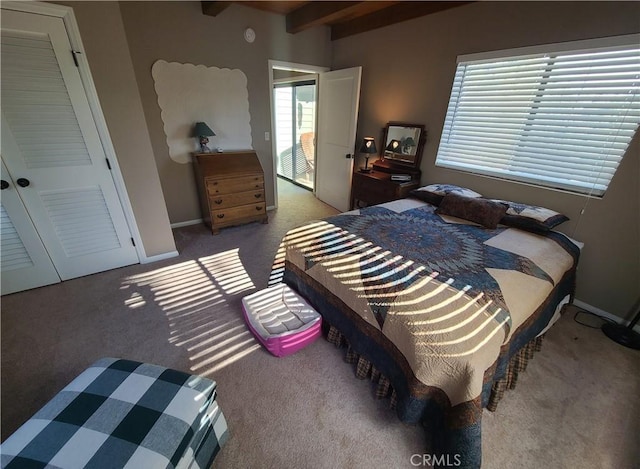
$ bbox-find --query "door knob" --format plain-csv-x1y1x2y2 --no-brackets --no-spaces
16,178,30,187
0,180,9,190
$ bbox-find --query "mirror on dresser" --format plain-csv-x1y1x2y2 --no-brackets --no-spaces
373,122,426,177
350,122,426,210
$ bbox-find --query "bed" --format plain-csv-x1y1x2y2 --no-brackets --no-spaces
281,188,580,468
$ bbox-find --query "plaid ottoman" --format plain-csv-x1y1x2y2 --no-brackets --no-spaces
0,358,228,469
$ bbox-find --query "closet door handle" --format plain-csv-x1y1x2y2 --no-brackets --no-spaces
0,180,9,190
16,178,30,188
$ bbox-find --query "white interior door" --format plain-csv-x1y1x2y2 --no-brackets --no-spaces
1,8,138,283
1,160,60,295
315,67,362,212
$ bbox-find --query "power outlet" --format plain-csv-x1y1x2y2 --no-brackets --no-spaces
264,131,270,141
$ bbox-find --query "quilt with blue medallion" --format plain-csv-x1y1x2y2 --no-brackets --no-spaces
283,197,579,467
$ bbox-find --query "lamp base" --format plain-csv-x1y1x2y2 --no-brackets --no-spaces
359,168,372,173
601,322,640,350
199,137,211,153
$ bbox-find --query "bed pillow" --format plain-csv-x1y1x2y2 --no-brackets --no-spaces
410,184,482,206
490,199,569,232
436,193,508,229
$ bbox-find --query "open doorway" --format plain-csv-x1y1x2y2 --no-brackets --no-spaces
273,76,316,190
268,61,329,209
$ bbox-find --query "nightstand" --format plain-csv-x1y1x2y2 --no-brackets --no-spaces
350,170,420,210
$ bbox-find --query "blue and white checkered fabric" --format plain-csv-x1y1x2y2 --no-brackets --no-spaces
1,358,228,469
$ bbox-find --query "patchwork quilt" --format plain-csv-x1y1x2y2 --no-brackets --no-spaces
0,358,229,469
282,198,580,467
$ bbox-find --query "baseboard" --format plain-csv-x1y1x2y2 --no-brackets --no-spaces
573,299,640,333
139,250,179,264
267,205,275,211
171,219,203,228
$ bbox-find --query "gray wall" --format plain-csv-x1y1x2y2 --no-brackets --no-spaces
332,1,640,320
118,1,332,224
56,1,176,258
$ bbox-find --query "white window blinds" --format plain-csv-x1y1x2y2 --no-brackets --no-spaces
435,37,640,196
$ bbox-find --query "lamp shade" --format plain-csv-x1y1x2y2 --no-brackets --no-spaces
193,122,216,137
403,137,416,147
385,139,401,152
360,137,377,154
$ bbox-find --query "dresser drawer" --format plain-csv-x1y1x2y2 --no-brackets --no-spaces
353,180,396,200
212,203,266,225
350,171,420,210
207,175,264,195
209,189,264,209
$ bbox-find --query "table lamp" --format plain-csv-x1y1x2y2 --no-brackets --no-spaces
402,137,416,154
359,137,377,173
385,139,401,154
194,122,216,153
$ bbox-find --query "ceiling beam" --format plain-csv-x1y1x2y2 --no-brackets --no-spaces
286,1,363,34
331,1,473,40
201,1,232,17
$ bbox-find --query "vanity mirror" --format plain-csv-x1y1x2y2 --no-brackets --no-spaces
379,122,426,168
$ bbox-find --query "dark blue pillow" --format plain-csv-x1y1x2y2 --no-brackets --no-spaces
490,199,569,232
411,184,482,206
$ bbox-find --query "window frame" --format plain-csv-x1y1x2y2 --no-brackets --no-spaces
435,34,640,198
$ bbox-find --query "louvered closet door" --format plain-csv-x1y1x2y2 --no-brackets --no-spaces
1,160,60,295
1,9,138,283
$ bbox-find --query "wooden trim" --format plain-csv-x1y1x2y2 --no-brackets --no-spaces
1,1,72,17
201,1,232,17
286,1,362,34
331,1,473,40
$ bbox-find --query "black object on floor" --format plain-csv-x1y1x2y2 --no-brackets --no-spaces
601,299,640,350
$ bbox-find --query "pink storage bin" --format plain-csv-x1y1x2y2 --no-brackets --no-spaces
241,283,321,357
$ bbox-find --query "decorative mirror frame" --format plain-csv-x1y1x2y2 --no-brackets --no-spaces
379,122,426,169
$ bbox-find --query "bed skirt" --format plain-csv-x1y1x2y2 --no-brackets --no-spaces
325,323,545,413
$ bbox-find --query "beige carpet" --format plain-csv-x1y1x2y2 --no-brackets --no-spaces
2,178,639,468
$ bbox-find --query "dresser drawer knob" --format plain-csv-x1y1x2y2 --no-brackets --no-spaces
256,206,262,211
212,181,218,185
255,184,260,188
254,193,261,199
217,214,225,219
214,199,223,204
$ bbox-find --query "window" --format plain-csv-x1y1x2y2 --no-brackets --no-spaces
435,35,640,196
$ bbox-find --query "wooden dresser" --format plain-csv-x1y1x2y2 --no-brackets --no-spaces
350,170,420,210
193,151,268,234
